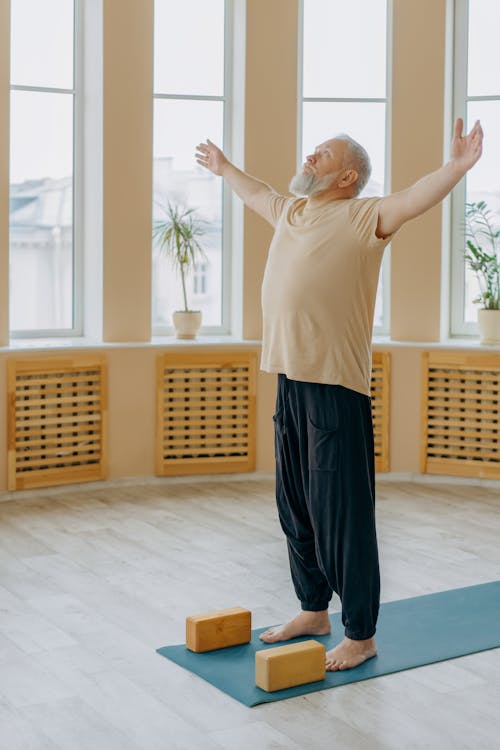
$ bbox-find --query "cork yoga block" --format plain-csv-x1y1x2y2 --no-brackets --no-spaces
186,606,252,653
255,639,326,692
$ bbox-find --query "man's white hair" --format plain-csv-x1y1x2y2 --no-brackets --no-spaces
336,134,372,196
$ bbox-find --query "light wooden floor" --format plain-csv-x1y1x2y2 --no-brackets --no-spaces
1,477,500,750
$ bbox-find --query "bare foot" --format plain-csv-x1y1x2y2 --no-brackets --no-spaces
325,636,377,671
259,610,331,643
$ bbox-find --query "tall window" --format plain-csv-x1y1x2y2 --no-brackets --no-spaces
152,0,229,334
451,0,500,335
9,0,78,336
300,0,390,333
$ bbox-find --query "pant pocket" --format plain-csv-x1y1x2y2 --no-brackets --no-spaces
307,415,338,472
273,409,285,462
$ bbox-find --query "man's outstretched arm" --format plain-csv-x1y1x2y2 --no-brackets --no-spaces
376,118,483,238
195,139,277,223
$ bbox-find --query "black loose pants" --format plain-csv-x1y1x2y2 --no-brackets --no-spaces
273,374,380,640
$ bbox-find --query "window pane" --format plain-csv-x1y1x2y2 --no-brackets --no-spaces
303,0,387,99
463,100,500,323
10,91,73,183
466,101,500,196
152,99,223,328
302,102,386,194
467,0,500,97
9,91,74,331
154,0,225,96
10,0,74,89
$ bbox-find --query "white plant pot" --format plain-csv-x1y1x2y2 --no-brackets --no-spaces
478,309,500,344
172,310,202,340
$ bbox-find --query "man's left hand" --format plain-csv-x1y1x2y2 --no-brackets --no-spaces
451,117,483,173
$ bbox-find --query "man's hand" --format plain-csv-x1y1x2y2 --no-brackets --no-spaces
194,138,277,223
450,118,483,172
377,118,484,238
195,139,229,176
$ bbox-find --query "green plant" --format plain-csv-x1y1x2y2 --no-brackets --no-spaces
464,200,500,310
153,202,208,312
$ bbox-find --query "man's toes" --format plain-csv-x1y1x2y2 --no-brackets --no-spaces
325,659,340,672
259,628,277,642
265,632,280,643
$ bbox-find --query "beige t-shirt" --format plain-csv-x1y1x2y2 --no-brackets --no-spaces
259,194,393,396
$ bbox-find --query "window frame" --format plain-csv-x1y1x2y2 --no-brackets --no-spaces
9,0,83,339
151,0,233,337
450,0,472,337
297,0,392,337
449,0,499,337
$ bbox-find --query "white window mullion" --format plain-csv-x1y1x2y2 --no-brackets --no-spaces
379,0,393,337
450,0,472,337
220,0,233,336
450,0,500,337
72,0,84,336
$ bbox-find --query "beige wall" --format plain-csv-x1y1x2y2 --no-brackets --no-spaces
243,0,299,340
375,345,424,474
0,1,479,491
0,346,275,490
102,0,153,342
390,0,447,342
0,355,6,488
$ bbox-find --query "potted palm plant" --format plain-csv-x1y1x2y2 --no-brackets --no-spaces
153,202,208,339
464,200,500,344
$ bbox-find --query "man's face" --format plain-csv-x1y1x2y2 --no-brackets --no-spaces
303,138,346,179
289,138,347,197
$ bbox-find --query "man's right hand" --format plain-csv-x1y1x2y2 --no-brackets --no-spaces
195,139,228,176
195,138,277,224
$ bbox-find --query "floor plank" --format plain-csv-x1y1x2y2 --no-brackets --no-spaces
0,477,499,749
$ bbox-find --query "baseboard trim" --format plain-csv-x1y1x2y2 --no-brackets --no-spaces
0,471,275,502
376,472,500,489
2,469,500,503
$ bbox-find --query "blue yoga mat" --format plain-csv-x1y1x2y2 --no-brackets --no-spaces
156,581,500,706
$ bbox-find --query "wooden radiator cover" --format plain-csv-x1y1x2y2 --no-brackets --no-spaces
421,351,500,478
371,352,390,473
7,355,107,491
156,351,257,476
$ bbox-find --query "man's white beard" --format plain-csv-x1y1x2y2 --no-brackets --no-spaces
289,170,339,197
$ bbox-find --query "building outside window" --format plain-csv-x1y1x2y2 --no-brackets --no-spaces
9,0,78,336
450,0,500,336
300,0,390,334
193,262,208,297
152,0,229,334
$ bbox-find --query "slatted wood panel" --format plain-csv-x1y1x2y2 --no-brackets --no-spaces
156,351,257,476
421,351,500,478
371,352,390,473
7,356,108,491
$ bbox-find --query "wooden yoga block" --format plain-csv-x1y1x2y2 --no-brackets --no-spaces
255,639,326,692
186,606,252,653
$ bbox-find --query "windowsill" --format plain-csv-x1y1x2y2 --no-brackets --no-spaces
372,335,500,351
1,334,499,354
1,335,262,353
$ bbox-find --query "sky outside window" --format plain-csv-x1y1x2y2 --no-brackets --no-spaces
9,0,75,334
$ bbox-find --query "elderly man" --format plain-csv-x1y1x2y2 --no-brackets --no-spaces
195,118,482,671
